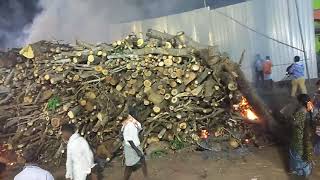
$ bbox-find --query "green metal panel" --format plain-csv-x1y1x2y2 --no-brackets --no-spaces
316,36,320,53
314,0,320,9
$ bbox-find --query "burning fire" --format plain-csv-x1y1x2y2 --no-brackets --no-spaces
246,109,258,121
0,144,18,167
200,129,209,139
235,97,258,121
307,101,314,112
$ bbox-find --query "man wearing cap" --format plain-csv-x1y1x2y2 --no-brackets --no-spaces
14,146,54,180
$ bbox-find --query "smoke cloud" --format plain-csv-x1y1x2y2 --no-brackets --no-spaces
0,0,40,49
0,0,246,48
26,0,202,44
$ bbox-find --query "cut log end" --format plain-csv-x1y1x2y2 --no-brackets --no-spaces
153,106,161,113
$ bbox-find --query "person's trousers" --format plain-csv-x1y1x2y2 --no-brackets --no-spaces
255,71,264,87
291,77,307,97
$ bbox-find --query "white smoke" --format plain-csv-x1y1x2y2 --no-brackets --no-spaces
26,0,201,44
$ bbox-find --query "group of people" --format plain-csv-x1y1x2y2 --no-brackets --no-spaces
255,54,308,95
255,54,318,178
0,108,147,180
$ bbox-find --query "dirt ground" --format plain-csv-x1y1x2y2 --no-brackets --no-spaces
47,145,320,180
99,146,320,180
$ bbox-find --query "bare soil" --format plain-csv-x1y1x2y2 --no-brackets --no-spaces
45,146,320,180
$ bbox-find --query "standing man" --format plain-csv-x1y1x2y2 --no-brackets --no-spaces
61,124,96,180
254,54,264,87
288,56,307,97
14,146,54,180
122,108,148,180
263,56,273,89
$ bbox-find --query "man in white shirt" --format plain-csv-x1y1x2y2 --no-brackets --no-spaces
61,124,96,180
14,146,54,180
122,108,148,180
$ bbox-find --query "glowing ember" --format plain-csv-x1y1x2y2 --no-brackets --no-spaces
235,97,258,121
0,144,18,167
246,109,258,120
307,101,314,112
200,129,209,139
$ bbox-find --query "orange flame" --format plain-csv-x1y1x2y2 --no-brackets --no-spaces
307,101,314,112
245,109,258,121
236,97,258,121
0,144,18,167
200,129,209,139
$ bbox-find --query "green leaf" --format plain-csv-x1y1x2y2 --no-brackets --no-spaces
170,137,185,150
47,96,61,111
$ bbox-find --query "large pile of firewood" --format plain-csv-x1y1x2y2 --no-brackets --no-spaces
0,29,273,164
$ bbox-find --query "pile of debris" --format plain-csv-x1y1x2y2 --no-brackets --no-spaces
0,29,272,165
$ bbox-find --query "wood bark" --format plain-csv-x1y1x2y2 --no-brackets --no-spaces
125,48,193,57
146,29,175,42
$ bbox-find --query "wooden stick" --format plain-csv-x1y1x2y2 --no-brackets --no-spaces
0,93,13,105
194,68,211,85
146,29,175,41
4,69,15,86
67,106,82,119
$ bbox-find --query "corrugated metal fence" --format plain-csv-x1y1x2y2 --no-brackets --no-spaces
109,0,317,82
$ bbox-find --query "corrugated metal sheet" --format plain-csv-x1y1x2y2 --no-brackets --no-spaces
209,0,317,81
112,0,317,82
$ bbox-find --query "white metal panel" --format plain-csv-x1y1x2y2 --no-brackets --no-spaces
210,0,317,81
141,16,168,34
167,9,196,39
111,0,317,82
192,8,213,46
166,8,213,45
210,3,257,81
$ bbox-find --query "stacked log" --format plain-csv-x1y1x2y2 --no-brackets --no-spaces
0,30,272,165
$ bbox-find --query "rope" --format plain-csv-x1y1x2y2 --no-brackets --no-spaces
210,8,304,52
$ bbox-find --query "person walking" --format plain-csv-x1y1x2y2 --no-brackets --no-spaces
61,124,96,180
289,94,313,177
14,146,54,180
288,56,307,97
122,108,148,180
263,56,273,89
254,54,264,87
